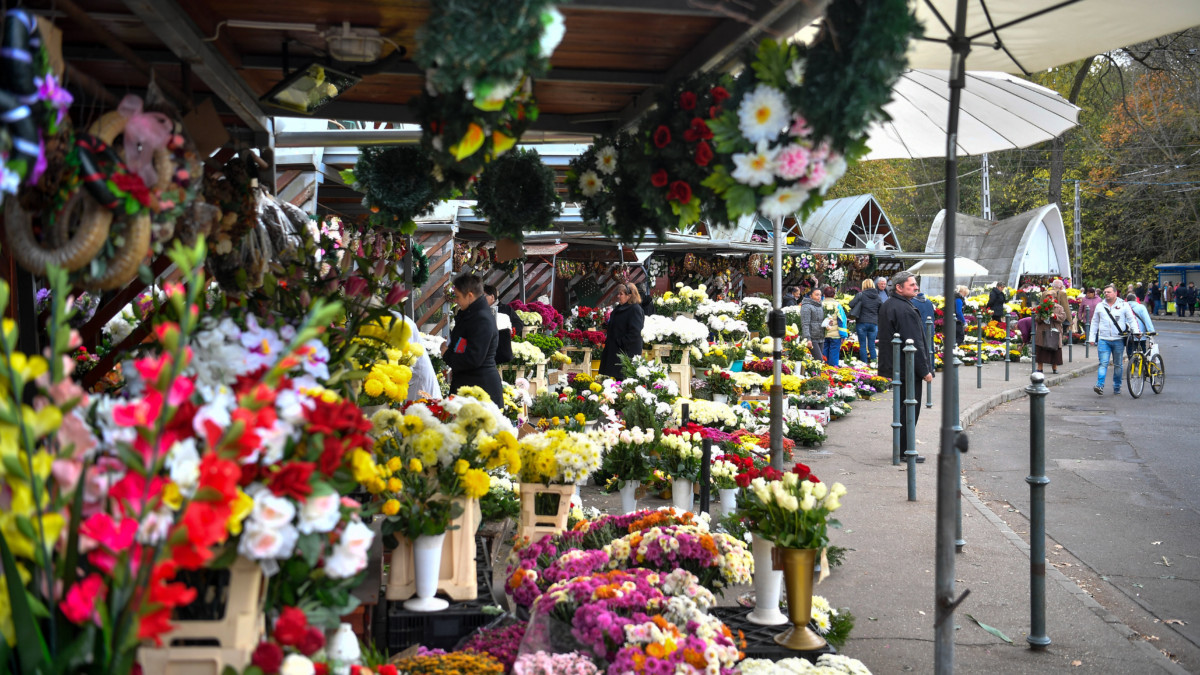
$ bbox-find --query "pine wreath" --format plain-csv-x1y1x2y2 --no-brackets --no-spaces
342,145,446,233
411,242,430,288
473,147,562,242
565,131,652,244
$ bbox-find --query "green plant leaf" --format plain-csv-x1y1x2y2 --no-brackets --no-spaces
0,533,50,674
297,533,324,568
707,112,742,154
724,184,758,220
966,614,1013,643
751,39,793,90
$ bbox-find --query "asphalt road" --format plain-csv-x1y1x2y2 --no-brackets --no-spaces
965,320,1200,672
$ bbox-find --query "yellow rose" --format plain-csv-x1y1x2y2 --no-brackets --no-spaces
408,457,423,473
387,457,403,472
387,477,403,492
381,499,401,516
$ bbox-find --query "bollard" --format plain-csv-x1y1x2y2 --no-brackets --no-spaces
953,356,966,553
976,313,984,388
699,438,712,515
1005,316,1012,381
1032,313,1038,374
1025,372,1052,649
1068,310,1073,363
903,339,918,501
681,402,690,428
892,333,902,466
925,316,935,408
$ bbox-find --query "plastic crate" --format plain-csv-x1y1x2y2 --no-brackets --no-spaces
711,606,838,662
386,598,494,653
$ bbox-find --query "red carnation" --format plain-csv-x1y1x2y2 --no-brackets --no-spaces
695,141,713,167
667,180,692,204
683,117,712,142
267,461,316,501
711,86,731,104
377,666,399,675
650,169,669,188
298,626,326,656
653,125,672,148
314,665,330,675
251,642,284,674
679,91,697,111
273,606,308,647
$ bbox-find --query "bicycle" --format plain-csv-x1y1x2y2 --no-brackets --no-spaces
1124,332,1165,398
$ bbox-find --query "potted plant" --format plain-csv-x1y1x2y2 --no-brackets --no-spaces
600,426,656,513
655,427,704,512
704,368,737,403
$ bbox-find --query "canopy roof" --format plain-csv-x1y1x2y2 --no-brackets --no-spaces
924,204,1071,288
799,194,901,251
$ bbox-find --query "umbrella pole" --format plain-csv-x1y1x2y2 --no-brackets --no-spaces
770,215,784,471
937,1,970,673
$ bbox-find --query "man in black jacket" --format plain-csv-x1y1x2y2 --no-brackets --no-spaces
781,286,801,307
877,271,933,462
442,274,504,406
987,281,1008,322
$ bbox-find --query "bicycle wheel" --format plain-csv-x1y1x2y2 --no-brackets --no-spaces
1126,354,1145,398
1151,354,1165,394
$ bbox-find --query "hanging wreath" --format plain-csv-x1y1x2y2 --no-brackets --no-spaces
565,131,650,244
696,257,712,278
861,254,878,280
341,145,447,234
645,256,667,279
703,0,919,221
414,0,564,185
411,242,430,288
683,252,698,272
473,147,562,242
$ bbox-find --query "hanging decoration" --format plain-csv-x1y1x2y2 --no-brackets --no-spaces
565,131,649,244
411,242,431,288
703,0,919,222
644,256,667,279
340,145,449,234
414,0,565,187
472,147,562,242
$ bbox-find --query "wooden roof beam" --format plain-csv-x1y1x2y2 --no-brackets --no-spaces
120,0,269,134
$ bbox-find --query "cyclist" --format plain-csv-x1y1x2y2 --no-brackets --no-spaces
1087,284,1141,396
1124,293,1155,359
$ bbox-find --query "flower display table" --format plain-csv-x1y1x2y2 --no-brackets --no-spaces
649,344,692,398
517,482,575,542
387,497,481,602
560,347,593,378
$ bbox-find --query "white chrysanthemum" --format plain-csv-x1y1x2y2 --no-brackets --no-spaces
732,140,779,187
737,84,790,144
760,184,809,219
539,7,566,58
594,145,618,175
578,170,602,197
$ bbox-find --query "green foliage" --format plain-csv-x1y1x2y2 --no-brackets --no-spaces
349,145,447,233
473,147,562,242
751,38,795,90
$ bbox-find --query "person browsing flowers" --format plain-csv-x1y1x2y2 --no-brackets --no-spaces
598,283,645,377
442,273,504,405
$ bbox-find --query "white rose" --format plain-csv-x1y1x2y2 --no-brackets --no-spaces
238,519,299,560
166,438,201,497
298,492,342,535
279,654,315,675
251,493,297,530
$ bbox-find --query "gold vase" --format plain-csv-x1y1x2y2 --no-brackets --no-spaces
773,547,827,651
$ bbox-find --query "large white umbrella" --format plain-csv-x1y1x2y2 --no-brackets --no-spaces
906,256,989,277
866,69,1079,160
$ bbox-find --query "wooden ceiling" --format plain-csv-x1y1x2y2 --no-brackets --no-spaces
39,0,829,140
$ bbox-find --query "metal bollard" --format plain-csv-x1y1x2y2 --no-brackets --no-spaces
925,316,935,408
904,339,918,501
976,313,984,388
1067,309,1074,363
681,402,689,427
1025,372,1052,649
892,333,902,466
953,356,966,552
1005,316,1012,381
1032,313,1038,374
699,438,712,515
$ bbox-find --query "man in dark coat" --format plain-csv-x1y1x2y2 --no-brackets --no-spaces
877,271,933,462
599,282,645,377
442,274,504,406
781,286,801,308
639,282,656,317
987,281,1008,322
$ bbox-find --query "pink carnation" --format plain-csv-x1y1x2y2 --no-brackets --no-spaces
789,115,812,138
775,145,812,181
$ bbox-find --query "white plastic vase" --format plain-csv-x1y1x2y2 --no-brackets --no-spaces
747,533,788,625
327,623,362,675
619,480,640,514
713,393,729,404
404,532,449,612
718,488,738,518
672,478,694,512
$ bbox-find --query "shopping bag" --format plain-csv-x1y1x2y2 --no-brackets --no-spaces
1167,301,1176,313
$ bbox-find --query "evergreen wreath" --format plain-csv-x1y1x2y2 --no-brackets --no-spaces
703,0,919,222
341,145,447,234
472,147,562,242
626,72,733,241
414,0,565,186
564,131,653,245
411,241,430,288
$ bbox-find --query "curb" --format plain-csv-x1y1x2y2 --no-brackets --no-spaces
956,364,1189,675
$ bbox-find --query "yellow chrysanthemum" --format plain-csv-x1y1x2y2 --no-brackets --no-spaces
462,469,490,499
454,459,469,475
387,477,403,492
363,377,385,398
381,499,401,516
408,457,423,473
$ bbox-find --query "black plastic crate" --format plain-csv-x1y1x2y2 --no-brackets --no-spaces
712,606,838,662
386,598,494,653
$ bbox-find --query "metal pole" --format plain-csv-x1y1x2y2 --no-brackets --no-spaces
904,339,918,501
892,333,902,466
699,438,712,515
1004,315,1012,381
1067,309,1073,363
1073,180,1082,290
975,312,983,388
681,402,689,428
937,2,971,669
953,355,965,553
1025,372,1052,650
926,316,935,408
770,216,784,471
1032,309,1038,374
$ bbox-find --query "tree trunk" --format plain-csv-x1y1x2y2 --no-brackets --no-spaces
1048,56,1096,209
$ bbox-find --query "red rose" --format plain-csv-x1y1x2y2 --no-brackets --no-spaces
267,461,316,500
668,180,692,204
273,606,308,647
682,117,712,142
711,86,731,104
653,125,672,148
378,666,399,675
298,626,326,656
792,463,811,480
735,473,752,488
650,169,669,188
679,91,697,110
709,105,721,119
314,665,330,675
318,435,348,477
112,172,153,207
695,141,713,167
251,642,284,674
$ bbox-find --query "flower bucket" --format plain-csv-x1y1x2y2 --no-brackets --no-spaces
719,487,739,518
731,360,744,372
619,480,640,514
747,534,787,626
671,478,694,512
386,496,480,601
517,482,576,542
405,533,450,612
774,548,827,650
713,393,729,404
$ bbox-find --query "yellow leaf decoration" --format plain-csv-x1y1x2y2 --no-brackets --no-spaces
449,123,486,161
492,131,517,157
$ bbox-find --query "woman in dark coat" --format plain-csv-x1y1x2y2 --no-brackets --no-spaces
441,274,504,405
598,282,645,378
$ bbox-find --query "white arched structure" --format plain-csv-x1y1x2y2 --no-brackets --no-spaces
923,204,1072,295
801,194,902,251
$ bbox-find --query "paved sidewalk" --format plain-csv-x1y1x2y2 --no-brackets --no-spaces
797,350,1187,673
